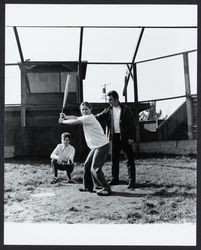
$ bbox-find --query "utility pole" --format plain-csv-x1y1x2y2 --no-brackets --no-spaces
101,83,111,102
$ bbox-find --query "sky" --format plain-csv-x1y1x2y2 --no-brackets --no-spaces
5,4,197,118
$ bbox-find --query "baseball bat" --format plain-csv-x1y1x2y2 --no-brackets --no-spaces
61,74,70,113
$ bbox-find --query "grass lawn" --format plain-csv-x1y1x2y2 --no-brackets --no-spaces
4,156,196,224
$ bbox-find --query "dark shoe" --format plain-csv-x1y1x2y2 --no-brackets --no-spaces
67,173,72,180
127,180,135,189
109,179,119,185
94,186,102,190
50,177,58,184
96,189,112,196
79,188,94,193
66,179,73,183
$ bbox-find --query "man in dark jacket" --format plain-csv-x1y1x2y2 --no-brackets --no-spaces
96,90,136,189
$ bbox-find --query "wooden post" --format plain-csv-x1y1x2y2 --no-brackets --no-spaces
183,53,193,140
133,63,140,153
20,66,27,127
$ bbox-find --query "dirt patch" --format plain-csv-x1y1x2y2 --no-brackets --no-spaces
4,157,196,224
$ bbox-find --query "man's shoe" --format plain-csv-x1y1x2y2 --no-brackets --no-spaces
109,179,119,185
50,177,58,184
127,181,135,189
79,188,94,193
96,189,112,196
66,179,73,183
67,175,71,180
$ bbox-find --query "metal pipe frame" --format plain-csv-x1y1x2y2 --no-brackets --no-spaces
6,25,197,29
13,27,31,94
135,49,197,64
138,94,195,104
13,27,24,62
5,49,197,67
123,27,145,98
78,27,84,102
6,25,197,107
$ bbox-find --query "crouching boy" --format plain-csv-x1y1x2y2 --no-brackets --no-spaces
50,132,75,184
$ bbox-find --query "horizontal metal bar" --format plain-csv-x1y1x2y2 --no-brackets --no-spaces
5,49,197,67
5,63,20,66
136,49,197,64
5,61,86,66
85,62,133,65
6,25,197,29
5,62,134,66
5,48,197,67
139,94,197,103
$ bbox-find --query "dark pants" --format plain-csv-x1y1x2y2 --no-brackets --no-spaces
51,159,74,179
83,143,111,191
111,133,136,183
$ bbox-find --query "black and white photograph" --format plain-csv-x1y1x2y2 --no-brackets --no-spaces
3,3,198,246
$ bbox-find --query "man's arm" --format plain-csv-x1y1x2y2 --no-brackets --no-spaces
125,105,136,143
95,108,108,123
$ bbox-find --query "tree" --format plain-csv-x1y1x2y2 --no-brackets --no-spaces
139,101,164,121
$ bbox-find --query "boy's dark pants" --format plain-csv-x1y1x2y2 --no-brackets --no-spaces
51,159,74,179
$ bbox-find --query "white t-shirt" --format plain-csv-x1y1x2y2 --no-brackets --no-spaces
78,114,109,149
112,106,121,133
50,144,75,162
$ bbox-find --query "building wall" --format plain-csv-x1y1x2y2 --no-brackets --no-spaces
139,140,196,155
5,102,196,158
4,103,108,160
26,72,79,105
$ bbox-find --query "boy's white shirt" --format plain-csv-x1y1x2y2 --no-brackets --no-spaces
50,144,75,163
77,114,109,149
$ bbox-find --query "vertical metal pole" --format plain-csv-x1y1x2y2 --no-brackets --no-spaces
78,27,84,152
125,91,127,103
124,76,128,103
133,64,138,103
78,27,84,102
183,53,193,140
20,66,26,127
14,26,30,110
133,63,140,153
123,28,145,98
59,72,62,93
13,27,24,62
14,27,26,127
104,84,107,103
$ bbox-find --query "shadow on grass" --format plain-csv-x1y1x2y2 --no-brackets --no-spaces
151,189,196,198
111,191,149,198
110,189,196,199
136,182,195,190
54,177,82,184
